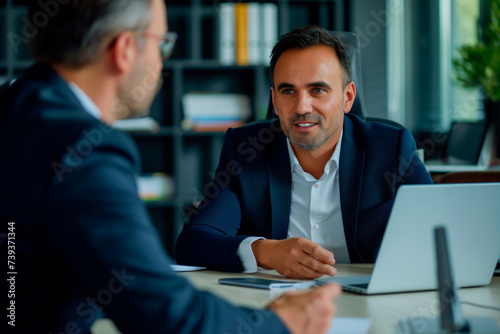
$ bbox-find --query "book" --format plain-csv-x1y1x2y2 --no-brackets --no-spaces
136,173,174,201
182,120,246,132
112,116,160,132
218,3,235,65
181,93,251,131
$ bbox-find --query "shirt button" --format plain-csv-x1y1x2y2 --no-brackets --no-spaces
313,224,319,229
314,184,319,189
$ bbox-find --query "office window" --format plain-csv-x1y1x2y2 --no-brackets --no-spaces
388,0,482,133
450,0,482,122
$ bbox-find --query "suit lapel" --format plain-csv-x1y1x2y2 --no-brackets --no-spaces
266,122,292,239
339,116,366,263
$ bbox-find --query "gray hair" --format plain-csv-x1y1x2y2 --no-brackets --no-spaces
29,0,153,68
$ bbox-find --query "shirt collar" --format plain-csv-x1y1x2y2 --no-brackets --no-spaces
287,130,343,177
67,82,102,120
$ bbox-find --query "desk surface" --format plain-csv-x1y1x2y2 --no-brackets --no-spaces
92,264,500,334
179,264,500,334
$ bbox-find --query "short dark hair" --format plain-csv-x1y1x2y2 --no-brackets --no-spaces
269,25,352,88
29,0,152,68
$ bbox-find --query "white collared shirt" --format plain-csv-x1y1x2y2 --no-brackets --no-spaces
68,82,102,120
237,131,350,273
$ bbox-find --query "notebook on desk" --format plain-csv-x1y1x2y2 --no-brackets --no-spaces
425,121,493,172
316,183,500,294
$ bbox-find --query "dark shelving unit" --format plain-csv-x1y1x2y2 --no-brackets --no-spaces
0,0,346,257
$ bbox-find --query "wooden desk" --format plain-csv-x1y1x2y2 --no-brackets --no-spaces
92,264,500,333
179,264,500,333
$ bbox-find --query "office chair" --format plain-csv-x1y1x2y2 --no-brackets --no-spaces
437,171,500,184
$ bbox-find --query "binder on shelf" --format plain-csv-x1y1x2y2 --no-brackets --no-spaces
217,2,278,66
248,2,262,65
112,116,160,132
235,3,249,66
218,3,235,65
262,3,278,65
181,93,251,132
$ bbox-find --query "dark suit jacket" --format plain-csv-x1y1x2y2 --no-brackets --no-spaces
0,65,287,334
176,115,433,271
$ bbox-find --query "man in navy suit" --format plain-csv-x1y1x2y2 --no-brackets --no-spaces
0,2,341,333
176,26,433,279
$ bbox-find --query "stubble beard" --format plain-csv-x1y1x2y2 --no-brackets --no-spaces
114,63,164,120
281,107,343,150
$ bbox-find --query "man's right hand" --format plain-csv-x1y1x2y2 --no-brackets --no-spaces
268,283,342,334
252,238,337,279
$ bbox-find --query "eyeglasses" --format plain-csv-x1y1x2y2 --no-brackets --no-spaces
133,31,178,60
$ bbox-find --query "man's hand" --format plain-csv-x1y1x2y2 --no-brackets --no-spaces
252,238,337,279
268,284,342,334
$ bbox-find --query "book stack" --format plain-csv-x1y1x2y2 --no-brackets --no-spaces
181,93,251,132
136,173,175,202
112,116,160,132
218,2,278,66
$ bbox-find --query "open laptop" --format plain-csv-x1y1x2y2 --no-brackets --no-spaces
316,183,500,294
425,121,493,172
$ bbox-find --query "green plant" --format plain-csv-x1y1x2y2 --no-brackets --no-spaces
453,0,500,101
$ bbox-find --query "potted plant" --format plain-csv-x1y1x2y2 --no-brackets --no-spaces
453,0,500,157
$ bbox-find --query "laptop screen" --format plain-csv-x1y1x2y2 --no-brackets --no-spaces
447,121,487,165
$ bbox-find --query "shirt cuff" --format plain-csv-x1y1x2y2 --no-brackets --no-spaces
237,237,265,273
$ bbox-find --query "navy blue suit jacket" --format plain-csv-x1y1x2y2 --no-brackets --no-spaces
0,65,287,333
176,115,433,271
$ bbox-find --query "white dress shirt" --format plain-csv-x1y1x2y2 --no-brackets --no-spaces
68,81,102,119
237,131,350,273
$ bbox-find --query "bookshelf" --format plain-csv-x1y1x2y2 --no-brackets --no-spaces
0,0,347,257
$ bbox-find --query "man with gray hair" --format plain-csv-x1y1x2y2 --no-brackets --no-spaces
0,1,340,333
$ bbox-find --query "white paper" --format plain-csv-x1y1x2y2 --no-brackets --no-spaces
170,264,206,272
328,317,372,334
